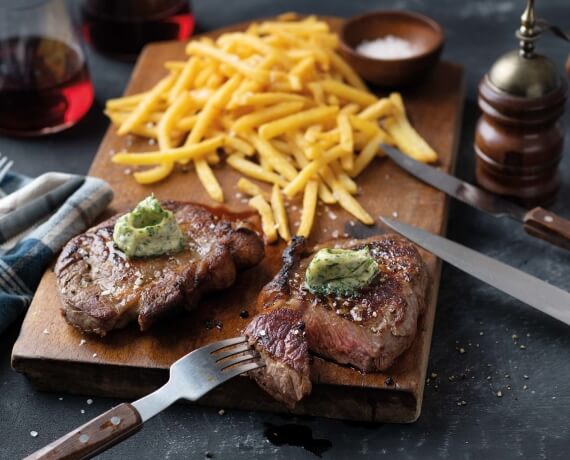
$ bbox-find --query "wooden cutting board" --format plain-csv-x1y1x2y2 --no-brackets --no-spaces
12,17,464,423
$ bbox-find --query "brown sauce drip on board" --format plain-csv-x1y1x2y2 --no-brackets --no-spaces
264,423,332,457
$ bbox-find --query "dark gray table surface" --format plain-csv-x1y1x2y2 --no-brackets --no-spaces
1,0,569,459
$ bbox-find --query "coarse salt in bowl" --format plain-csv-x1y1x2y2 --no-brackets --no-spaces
339,11,445,87
356,35,419,60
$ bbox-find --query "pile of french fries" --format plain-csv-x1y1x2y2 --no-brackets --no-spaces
105,14,438,241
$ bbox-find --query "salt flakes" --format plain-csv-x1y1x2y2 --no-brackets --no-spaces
30,431,38,437
356,35,417,60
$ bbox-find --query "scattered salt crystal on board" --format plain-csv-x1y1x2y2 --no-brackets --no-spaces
30,431,38,437
356,35,417,60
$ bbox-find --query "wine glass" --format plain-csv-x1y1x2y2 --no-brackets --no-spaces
81,0,195,59
0,0,94,136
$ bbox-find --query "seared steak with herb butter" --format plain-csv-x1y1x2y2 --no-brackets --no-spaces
55,201,264,336
250,234,428,376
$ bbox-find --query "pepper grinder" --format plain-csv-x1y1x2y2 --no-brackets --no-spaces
475,0,569,207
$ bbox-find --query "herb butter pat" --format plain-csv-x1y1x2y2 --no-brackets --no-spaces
113,196,185,257
305,246,379,296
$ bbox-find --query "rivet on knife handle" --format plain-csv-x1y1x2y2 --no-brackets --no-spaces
24,403,143,460
523,207,570,251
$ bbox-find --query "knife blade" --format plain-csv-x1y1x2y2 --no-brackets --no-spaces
381,217,570,326
382,144,570,250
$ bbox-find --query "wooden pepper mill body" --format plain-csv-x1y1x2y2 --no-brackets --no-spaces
475,75,567,207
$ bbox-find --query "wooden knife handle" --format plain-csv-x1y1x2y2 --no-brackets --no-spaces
523,207,570,251
24,403,142,460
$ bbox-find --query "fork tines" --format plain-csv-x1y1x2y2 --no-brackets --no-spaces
209,336,263,372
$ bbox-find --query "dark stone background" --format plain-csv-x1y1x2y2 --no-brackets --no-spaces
1,1,569,458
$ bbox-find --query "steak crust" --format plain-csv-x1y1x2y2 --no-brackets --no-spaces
256,234,429,372
55,201,264,336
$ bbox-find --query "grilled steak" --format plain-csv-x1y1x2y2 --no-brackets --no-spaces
254,234,429,373
55,201,264,336
244,309,311,408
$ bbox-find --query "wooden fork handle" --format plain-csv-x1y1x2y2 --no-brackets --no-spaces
24,403,142,460
523,207,570,251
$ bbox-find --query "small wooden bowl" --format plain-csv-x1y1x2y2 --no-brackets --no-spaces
339,11,445,87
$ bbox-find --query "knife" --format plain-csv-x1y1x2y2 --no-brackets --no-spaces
382,144,570,251
381,217,570,326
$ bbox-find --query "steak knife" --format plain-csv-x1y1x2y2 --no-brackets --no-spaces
382,144,570,251
381,217,570,326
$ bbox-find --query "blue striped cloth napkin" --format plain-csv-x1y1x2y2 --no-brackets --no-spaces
0,172,113,335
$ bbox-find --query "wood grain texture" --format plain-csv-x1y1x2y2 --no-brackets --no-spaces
524,206,570,250
25,403,142,460
11,17,465,423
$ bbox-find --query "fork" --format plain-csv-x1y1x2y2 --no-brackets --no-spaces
26,337,262,460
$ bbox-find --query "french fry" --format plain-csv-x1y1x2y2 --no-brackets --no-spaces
106,92,148,111
349,114,382,137
259,106,338,140
351,132,386,178
217,33,292,67
186,41,269,83
168,58,201,103
226,155,287,187
112,136,224,165
270,139,292,154
331,161,358,194
249,195,278,242
320,166,373,224
106,111,157,138
328,50,367,91
297,180,319,238
249,135,298,181
158,92,192,150
232,101,304,133
223,134,254,156
291,56,315,80
358,98,394,121
238,178,268,198
283,145,345,198
195,158,224,202
186,74,242,146
318,181,336,204
271,184,291,241
337,112,353,154
239,92,308,106
133,162,174,185
117,74,175,135
258,20,329,35
319,79,377,106
304,124,322,143
383,93,438,163
340,103,360,116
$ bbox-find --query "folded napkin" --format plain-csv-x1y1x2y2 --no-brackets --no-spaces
0,172,113,335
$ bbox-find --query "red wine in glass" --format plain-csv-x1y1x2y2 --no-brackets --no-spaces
0,36,94,136
82,0,195,58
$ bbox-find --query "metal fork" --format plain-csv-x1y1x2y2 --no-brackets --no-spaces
26,337,262,460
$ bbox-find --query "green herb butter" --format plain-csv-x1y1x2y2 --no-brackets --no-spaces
305,246,379,296
113,195,185,258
